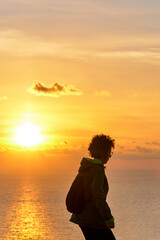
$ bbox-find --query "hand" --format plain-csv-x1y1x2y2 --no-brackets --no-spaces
106,221,115,229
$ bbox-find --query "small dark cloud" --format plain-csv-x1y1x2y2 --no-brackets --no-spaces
28,81,82,97
145,141,160,146
116,151,160,161
136,146,153,153
117,145,159,155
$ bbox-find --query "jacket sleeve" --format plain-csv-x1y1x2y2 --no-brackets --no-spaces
91,167,113,221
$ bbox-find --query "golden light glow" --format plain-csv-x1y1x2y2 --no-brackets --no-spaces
14,123,43,147
5,180,53,239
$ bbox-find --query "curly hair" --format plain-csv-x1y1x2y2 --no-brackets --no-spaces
88,134,115,158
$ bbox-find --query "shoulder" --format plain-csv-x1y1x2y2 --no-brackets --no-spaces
90,165,105,177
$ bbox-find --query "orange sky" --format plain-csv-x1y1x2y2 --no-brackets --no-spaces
0,0,160,173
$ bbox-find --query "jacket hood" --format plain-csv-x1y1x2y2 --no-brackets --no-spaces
78,157,104,173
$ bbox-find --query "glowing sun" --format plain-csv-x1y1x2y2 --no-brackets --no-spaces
14,123,43,147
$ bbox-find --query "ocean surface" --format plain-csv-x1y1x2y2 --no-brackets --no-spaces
0,169,160,240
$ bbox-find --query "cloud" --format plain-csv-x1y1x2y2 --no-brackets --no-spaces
128,92,160,98
95,90,112,97
1,145,159,172
0,144,88,175
28,81,83,97
116,147,160,161
0,96,8,101
145,141,160,146
115,142,160,159
122,145,158,154
1,29,160,65
135,146,153,153
0,29,79,58
118,152,160,161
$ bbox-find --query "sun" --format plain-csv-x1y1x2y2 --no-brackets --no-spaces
14,123,43,147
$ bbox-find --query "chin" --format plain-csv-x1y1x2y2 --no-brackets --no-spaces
103,160,108,164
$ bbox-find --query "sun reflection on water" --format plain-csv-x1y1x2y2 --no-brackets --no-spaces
5,179,53,240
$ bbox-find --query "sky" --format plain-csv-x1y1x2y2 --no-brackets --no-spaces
0,0,160,173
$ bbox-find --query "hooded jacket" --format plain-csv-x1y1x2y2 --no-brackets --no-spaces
69,157,114,229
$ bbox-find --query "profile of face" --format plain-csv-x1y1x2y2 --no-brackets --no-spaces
101,148,113,164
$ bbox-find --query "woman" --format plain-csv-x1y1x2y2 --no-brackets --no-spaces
70,134,116,240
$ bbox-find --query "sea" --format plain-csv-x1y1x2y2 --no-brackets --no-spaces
0,169,160,240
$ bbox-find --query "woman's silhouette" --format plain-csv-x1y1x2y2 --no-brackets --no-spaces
69,134,116,240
